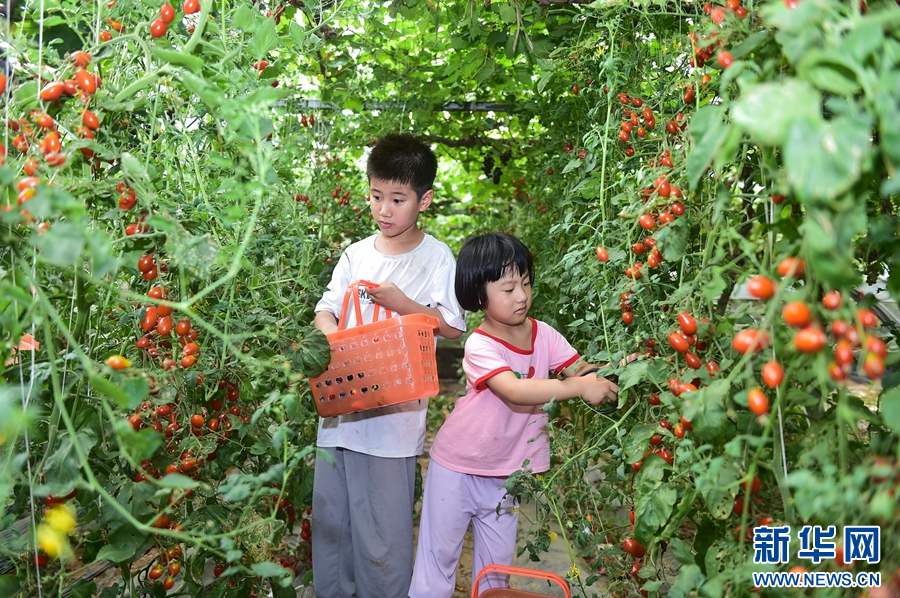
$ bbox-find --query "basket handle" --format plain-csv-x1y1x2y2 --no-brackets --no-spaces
336,280,393,331
470,564,571,598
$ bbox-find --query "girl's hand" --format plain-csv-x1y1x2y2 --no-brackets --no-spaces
579,375,619,406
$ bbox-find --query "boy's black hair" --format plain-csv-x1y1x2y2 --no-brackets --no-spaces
366,133,438,200
455,232,535,312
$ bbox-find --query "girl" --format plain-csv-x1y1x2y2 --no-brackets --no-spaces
408,232,619,597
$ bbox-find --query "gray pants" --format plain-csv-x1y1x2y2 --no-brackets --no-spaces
312,447,417,598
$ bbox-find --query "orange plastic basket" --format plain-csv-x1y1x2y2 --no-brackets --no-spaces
471,564,571,598
308,280,441,418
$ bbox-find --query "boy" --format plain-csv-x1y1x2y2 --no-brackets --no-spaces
311,133,466,598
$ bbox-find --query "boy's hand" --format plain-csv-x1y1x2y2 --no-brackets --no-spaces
365,282,410,313
578,375,619,407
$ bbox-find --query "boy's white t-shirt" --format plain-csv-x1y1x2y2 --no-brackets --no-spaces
314,233,466,458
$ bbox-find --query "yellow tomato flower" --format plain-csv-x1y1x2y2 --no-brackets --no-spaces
36,524,69,559
568,564,581,579
45,504,77,534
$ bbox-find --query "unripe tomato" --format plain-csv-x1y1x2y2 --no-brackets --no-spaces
746,275,775,300
761,361,783,388
747,388,769,416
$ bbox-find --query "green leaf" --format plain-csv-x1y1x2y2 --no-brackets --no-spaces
164,225,219,279
624,424,656,464
841,20,883,64
152,48,204,73
180,70,224,108
696,457,741,519
784,115,872,202
657,218,688,262
668,564,707,598
68,580,98,598
618,360,648,391
798,49,860,96
633,479,677,545
670,538,696,566
681,379,729,442
45,429,98,493
90,375,132,409
290,326,332,377
232,5,257,31
0,576,20,594
731,80,822,146
158,474,200,489
124,377,149,407
880,387,900,434
93,524,149,564
248,18,279,61
251,561,293,585
289,21,306,46
32,222,86,267
114,419,162,462
687,105,729,190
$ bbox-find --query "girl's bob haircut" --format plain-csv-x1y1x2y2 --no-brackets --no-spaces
455,232,534,312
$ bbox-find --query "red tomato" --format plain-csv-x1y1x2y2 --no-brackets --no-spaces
128,414,142,431
681,416,693,431
706,361,720,377
39,82,65,101
866,335,887,358
623,538,646,558
822,291,842,311
742,475,762,494
674,424,685,439
717,51,734,69
71,51,92,66
160,3,176,23
747,388,769,416
106,355,131,370
149,564,164,579
793,327,827,354
761,361,784,388
622,312,634,325
782,301,812,328
157,316,174,336
772,193,785,204
647,393,661,406
777,257,804,278
677,312,698,335
711,6,727,22
639,214,655,230
864,353,885,379
150,19,168,37
163,576,175,590
856,308,878,329
746,275,775,300
183,0,199,13
732,329,769,354
668,332,689,353
684,351,701,370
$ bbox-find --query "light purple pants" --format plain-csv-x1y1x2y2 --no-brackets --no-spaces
408,460,519,598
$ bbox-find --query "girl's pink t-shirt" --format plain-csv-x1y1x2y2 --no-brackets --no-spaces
429,318,579,477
